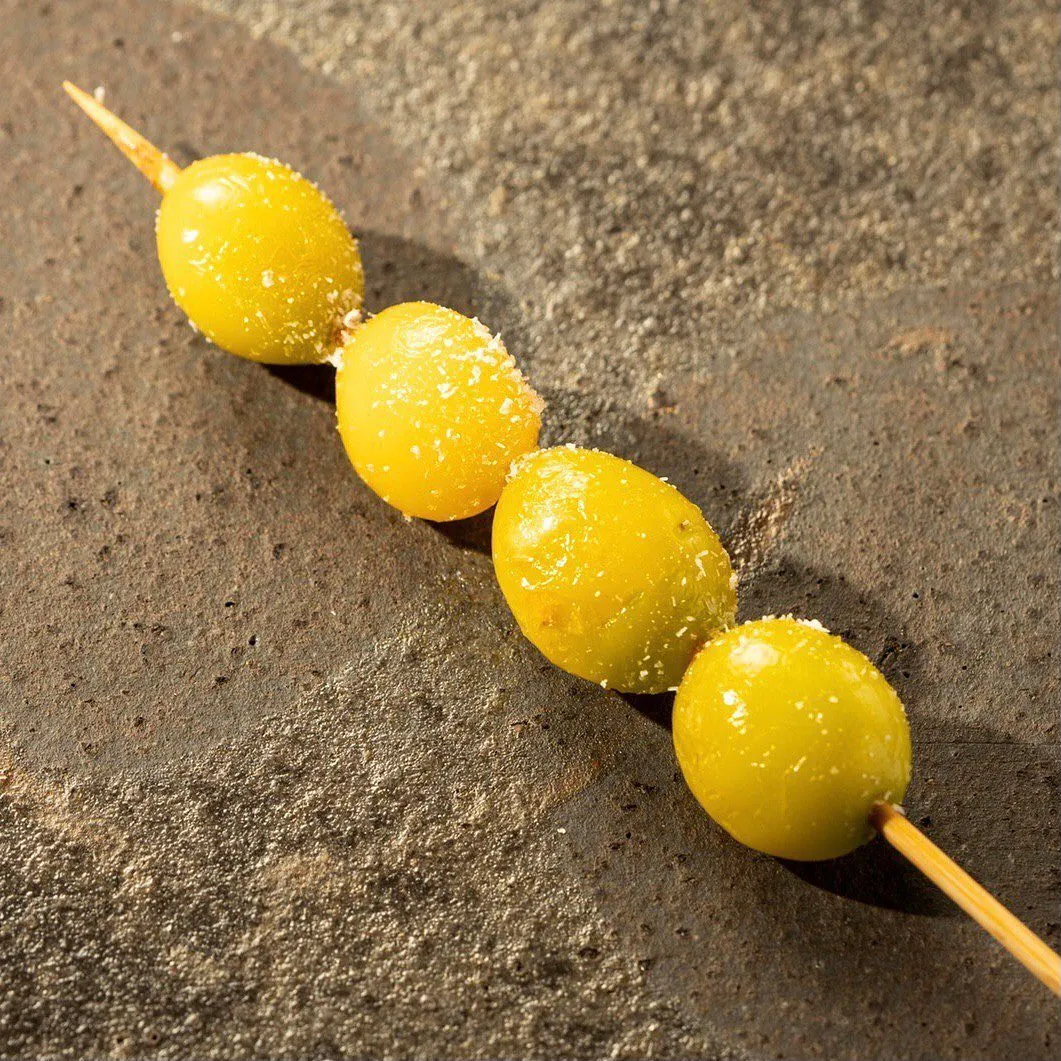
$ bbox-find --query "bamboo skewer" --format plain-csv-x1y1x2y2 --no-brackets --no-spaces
61,79,1060,1001
62,81,181,194
870,802,1060,994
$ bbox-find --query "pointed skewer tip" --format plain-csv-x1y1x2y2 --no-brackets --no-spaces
62,80,181,195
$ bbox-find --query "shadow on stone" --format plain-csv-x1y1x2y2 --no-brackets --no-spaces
434,508,494,555
780,834,952,916
739,559,925,700
620,690,675,732
780,712,1057,919
265,362,336,403
359,229,505,320
539,386,747,535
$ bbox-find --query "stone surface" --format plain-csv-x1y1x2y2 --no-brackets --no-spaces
0,0,1057,1058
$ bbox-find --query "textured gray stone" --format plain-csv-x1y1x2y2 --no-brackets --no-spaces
0,0,1057,1057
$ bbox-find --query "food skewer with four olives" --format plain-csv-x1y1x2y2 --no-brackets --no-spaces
61,81,1060,996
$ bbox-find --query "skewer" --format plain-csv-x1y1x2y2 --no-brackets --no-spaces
61,78,1060,1002
870,802,1060,994
62,81,181,194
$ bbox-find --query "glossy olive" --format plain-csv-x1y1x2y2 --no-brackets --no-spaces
336,302,542,521
673,617,912,861
156,153,363,364
492,446,736,693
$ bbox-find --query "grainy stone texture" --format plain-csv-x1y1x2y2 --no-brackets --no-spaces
0,1,1057,1058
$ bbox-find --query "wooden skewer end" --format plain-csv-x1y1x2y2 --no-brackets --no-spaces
872,800,1060,996
63,80,181,194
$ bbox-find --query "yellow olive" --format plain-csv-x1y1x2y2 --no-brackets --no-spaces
492,446,736,693
156,153,363,364
673,617,912,861
335,302,542,521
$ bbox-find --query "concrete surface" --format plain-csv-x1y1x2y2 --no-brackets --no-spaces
0,0,1057,1058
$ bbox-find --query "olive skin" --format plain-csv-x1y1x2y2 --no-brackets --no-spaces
156,153,363,364
673,617,912,861
492,446,736,693
336,302,542,521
